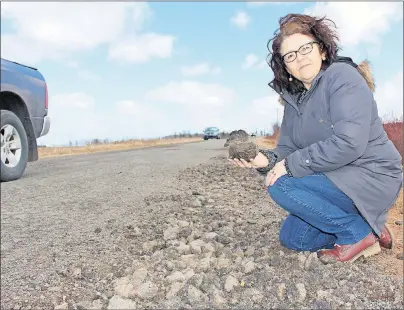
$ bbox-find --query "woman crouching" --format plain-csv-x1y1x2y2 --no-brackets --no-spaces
231,13,403,263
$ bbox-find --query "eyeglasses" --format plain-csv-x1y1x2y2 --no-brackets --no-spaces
282,41,319,63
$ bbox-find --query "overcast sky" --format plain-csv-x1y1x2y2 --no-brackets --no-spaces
1,2,402,146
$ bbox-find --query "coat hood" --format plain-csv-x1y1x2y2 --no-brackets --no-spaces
356,59,375,92
276,57,375,106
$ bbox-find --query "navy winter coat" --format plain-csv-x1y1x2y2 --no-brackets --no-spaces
270,58,403,236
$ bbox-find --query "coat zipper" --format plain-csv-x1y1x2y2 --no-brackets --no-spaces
295,72,325,147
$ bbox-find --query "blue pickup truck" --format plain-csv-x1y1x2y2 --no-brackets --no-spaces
1,58,50,182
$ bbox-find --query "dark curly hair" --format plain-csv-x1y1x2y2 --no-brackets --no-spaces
267,14,341,94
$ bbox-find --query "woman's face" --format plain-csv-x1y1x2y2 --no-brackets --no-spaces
280,33,326,89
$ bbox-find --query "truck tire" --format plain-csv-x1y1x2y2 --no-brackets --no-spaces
1,110,29,182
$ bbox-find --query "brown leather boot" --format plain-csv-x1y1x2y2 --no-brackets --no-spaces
379,224,395,250
317,233,381,263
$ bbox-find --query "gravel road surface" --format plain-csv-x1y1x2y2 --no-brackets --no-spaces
1,139,403,310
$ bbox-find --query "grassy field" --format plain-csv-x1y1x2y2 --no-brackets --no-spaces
38,137,203,158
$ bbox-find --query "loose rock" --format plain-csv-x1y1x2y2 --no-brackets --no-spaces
164,227,179,241
107,296,137,310
277,282,287,301
136,281,158,299
166,271,185,283
225,275,239,292
244,261,255,274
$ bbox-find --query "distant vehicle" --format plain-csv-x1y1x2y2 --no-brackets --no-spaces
1,58,50,182
203,127,220,140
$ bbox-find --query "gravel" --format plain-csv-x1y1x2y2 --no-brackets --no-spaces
1,141,403,309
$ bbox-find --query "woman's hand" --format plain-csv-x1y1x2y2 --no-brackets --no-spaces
265,159,287,187
228,151,269,169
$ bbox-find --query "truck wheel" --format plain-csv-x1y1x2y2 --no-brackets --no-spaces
1,110,29,182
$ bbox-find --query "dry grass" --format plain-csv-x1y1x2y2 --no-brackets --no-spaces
387,188,403,253
380,188,403,280
38,137,203,159
255,136,276,149
383,116,403,164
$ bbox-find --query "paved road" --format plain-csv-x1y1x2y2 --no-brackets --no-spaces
0,139,227,308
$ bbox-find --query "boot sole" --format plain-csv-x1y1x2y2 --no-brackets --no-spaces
347,242,381,263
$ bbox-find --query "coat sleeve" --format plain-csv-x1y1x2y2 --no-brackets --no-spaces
286,64,373,178
272,106,298,161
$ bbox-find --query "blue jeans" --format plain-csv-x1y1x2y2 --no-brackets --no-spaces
268,173,372,252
